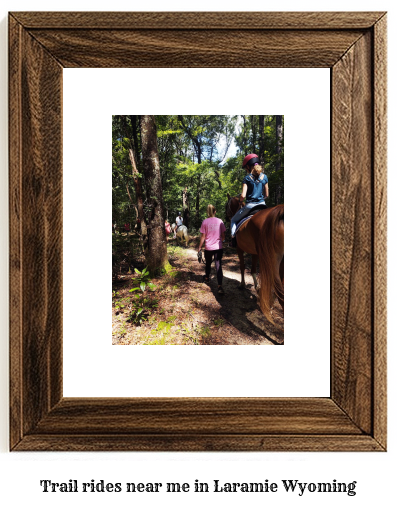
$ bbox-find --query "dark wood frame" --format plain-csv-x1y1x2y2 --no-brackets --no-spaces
9,11,387,451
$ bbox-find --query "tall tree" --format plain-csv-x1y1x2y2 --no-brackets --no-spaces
120,115,148,248
242,115,247,156
251,115,257,154
276,115,283,172
182,186,188,211
140,115,170,274
259,115,265,167
275,115,284,204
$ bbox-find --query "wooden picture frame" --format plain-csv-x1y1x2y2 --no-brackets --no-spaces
9,11,387,451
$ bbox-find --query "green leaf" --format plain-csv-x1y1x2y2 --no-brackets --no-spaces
129,288,140,292
140,283,146,291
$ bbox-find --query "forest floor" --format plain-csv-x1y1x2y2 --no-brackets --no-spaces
112,234,284,345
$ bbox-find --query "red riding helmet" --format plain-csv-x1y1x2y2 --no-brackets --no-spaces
242,153,259,168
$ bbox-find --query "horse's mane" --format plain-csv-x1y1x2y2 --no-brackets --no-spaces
226,196,241,220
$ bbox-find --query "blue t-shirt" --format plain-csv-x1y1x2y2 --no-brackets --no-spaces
243,173,268,203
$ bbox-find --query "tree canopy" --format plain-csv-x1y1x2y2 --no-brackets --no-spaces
112,114,284,236
112,114,284,343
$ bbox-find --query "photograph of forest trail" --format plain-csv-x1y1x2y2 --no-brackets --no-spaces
112,115,284,345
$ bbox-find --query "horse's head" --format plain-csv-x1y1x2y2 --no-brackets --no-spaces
225,193,241,221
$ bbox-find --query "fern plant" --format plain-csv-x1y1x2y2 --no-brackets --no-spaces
127,267,157,325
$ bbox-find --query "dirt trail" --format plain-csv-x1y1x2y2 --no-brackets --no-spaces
112,241,284,345
181,246,284,345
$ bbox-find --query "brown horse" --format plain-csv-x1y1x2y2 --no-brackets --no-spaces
226,195,284,322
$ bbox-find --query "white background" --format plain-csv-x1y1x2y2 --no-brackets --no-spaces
0,1,395,507
63,68,330,397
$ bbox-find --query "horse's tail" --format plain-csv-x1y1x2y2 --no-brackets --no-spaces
177,225,189,245
257,205,284,323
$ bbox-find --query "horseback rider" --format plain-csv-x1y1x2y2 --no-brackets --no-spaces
174,212,183,238
165,219,171,239
230,154,269,245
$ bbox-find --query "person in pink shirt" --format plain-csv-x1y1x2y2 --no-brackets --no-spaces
165,219,171,239
198,204,226,294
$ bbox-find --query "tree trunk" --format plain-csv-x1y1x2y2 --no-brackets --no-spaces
182,186,188,211
194,141,202,164
129,115,140,167
195,174,201,226
276,115,283,172
120,115,148,252
242,115,247,156
251,115,257,154
182,186,190,228
128,148,147,238
275,115,283,204
140,115,170,275
259,115,265,167
183,208,190,229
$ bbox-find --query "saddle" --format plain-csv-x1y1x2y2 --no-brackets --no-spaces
235,205,267,234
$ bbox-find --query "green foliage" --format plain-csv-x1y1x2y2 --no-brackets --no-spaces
127,267,157,324
198,325,211,339
117,321,127,337
213,318,224,327
112,114,284,261
127,295,158,325
132,267,155,289
155,315,176,334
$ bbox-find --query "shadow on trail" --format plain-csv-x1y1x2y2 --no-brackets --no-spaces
187,272,207,284
202,273,283,345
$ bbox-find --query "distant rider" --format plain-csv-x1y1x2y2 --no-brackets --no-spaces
174,212,183,238
165,219,171,239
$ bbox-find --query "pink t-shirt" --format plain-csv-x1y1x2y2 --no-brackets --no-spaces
200,217,226,251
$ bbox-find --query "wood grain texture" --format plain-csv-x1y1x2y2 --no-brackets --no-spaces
9,15,23,450
14,435,383,452
21,28,64,433
11,11,386,29
31,398,362,435
9,17,64,447
27,29,364,68
332,32,373,434
373,14,387,449
8,11,387,452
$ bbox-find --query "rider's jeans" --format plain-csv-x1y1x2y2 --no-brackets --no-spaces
230,201,266,237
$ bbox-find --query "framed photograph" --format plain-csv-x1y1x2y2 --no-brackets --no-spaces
109,113,285,346
9,11,387,451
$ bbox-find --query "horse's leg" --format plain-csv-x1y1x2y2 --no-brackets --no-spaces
237,246,246,289
274,223,284,309
251,254,259,291
279,257,284,285
277,256,284,309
